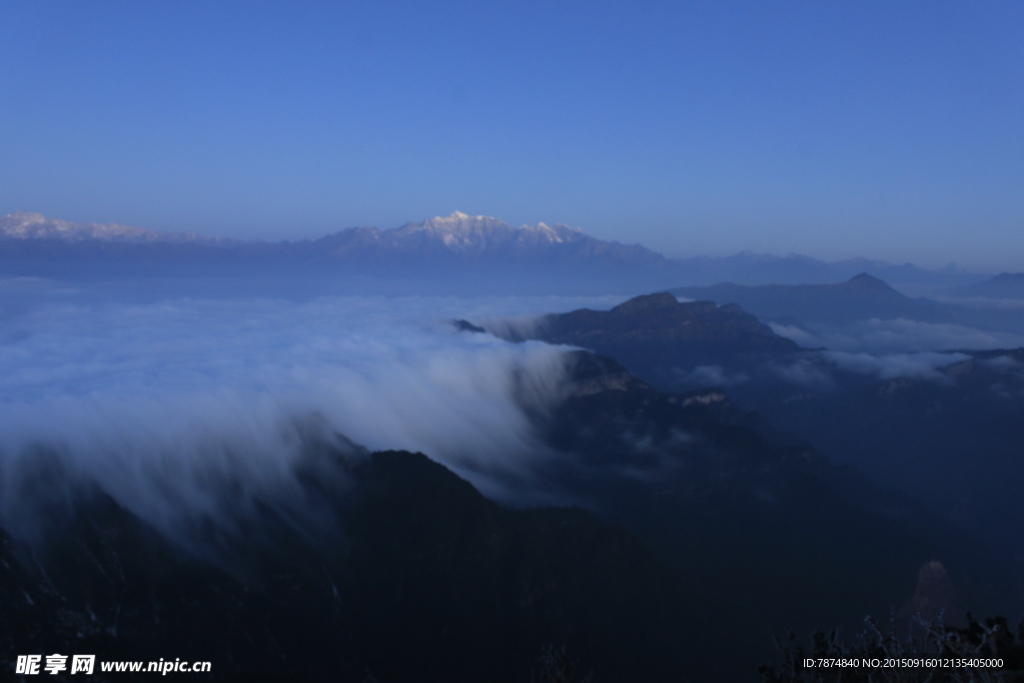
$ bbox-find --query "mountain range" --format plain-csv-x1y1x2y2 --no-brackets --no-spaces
0,211,662,265
674,274,956,325
472,292,1024,617
674,273,1024,339
0,211,994,294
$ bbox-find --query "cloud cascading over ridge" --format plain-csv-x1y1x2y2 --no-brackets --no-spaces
0,292,620,542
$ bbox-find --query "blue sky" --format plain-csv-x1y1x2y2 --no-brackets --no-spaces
1,1,1021,268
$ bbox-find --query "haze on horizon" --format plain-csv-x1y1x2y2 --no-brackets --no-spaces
1,1,1022,270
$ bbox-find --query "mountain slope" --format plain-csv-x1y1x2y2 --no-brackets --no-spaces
732,347,1024,555
1,450,696,682
529,352,1009,627
965,272,1024,299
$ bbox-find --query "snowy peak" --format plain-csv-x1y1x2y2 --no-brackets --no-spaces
0,212,216,244
397,212,513,239
396,211,584,248
317,211,628,260
1,211,159,242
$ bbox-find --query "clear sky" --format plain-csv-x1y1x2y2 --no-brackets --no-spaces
1,1,1021,269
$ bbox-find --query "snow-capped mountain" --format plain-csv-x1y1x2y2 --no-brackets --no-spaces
311,211,666,264
0,210,657,260
0,212,219,244
402,211,582,250
0,211,675,293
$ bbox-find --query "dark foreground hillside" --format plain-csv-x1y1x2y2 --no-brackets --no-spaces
2,449,704,682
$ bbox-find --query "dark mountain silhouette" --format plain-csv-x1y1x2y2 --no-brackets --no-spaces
528,352,1011,635
2,450,698,682
471,294,1024,562
495,292,1024,614
483,292,801,387
472,298,1024,623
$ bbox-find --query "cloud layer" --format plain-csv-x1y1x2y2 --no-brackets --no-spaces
0,290,622,542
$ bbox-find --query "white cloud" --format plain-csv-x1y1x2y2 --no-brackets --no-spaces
767,323,823,349
0,292,618,542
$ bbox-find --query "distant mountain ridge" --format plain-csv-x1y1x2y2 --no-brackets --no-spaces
0,210,662,264
674,273,961,325
0,211,993,293
0,211,222,244
669,251,979,290
965,272,1024,299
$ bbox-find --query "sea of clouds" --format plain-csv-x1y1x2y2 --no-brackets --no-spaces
0,280,627,541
